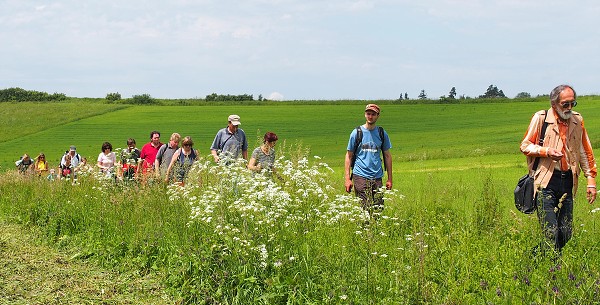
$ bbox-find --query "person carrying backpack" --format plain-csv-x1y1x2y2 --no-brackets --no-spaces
60,145,82,179
154,132,181,180
165,136,199,185
15,153,34,174
344,104,393,214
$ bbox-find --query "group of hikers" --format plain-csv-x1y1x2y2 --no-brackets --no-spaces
14,107,394,214
15,148,89,182
14,114,282,186
13,86,596,260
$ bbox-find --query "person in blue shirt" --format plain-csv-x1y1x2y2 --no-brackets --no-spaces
210,114,248,164
344,104,393,212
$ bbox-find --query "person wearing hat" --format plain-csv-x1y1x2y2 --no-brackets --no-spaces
60,145,82,169
344,104,393,214
210,114,248,163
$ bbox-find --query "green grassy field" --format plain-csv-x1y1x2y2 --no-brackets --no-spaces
2,98,600,304
4,97,600,171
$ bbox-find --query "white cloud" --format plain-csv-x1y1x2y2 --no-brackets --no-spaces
268,92,284,101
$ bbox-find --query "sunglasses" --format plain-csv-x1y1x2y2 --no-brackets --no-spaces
560,101,577,108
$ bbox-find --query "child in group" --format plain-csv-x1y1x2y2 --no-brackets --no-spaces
47,168,58,181
121,138,141,180
76,157,93,177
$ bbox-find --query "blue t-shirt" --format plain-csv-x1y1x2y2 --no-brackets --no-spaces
346,126,392,179
210,127,248,159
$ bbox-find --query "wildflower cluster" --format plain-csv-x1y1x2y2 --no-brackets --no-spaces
171,155,399,269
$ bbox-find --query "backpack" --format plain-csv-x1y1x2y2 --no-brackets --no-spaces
155,144,168,163
61,151,80,169
179,148,197,164
351,126,387,171
63,151,81,162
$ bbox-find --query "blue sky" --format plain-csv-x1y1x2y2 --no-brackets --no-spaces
2,0,599,100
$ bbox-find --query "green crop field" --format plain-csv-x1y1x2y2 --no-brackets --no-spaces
4,96,600,171
2,98,600,304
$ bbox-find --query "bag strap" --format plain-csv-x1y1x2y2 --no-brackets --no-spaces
378,126,387,172
350,126,362,169
219,130,235,151
532,110,549,171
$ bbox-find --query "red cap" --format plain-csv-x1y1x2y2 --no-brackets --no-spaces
365,104,380,114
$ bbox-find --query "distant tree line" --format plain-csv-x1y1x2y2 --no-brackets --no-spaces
1,85,541,104
397,84,534,102
0,87,67,102
205,93,254,102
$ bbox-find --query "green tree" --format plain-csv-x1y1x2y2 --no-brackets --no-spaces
449,87,457,99
105,92,122,102
129,93,157,105
479,85,506,98
515,92,531,99
418,90,427,100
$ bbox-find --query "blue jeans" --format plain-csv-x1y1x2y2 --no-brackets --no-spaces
536,170,574,253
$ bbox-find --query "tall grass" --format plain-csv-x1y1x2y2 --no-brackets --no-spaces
3,98,600,303
2,146,600,304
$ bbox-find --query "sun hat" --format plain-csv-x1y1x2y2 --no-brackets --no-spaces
228,114,241,126
365,104,380,114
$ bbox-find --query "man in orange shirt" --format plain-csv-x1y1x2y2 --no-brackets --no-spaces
520,84,597,256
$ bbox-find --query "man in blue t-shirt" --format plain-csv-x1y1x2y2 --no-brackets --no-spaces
210,114,248,164
344,104,393,212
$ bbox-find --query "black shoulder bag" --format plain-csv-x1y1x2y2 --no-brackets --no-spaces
514,111,548,214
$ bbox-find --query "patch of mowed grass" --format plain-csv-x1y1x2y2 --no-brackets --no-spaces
0,221,173,304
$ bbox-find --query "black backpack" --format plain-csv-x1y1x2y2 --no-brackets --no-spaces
351,126,387,171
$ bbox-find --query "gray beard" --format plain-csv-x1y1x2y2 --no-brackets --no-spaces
558,110,573,121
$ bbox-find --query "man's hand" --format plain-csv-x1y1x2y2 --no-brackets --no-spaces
547,147,563,161
386,180,393,190
345,178,353,193
587,187,596,204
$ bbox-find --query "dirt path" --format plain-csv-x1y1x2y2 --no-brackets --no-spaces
0,222,175,305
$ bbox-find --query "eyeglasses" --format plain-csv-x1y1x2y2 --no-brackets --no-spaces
560,101,577,108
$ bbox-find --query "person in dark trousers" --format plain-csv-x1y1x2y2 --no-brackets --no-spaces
344,104,393,215
520,84,597,258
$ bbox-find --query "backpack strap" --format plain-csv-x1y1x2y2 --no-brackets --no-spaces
378,126,387,172
351,126,388,171
156,144,168,162
179,148,197,164
219,131,234,151
532,110,548,171
350,126,363,170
